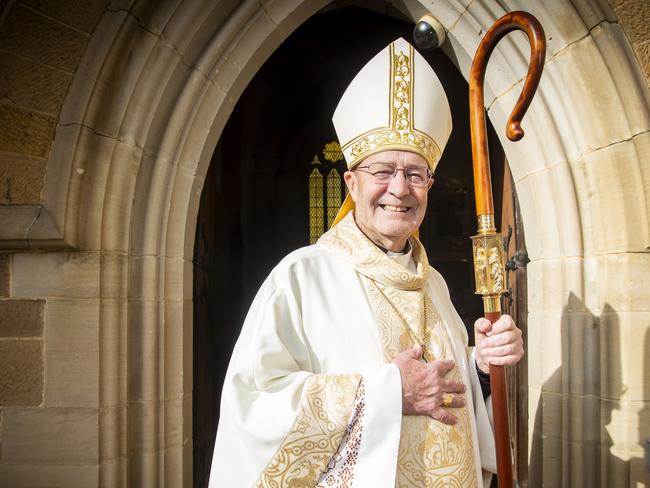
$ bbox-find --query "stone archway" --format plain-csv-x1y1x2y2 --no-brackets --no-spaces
1,1,648,486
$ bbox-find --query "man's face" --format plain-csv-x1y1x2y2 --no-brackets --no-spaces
344,150,432,251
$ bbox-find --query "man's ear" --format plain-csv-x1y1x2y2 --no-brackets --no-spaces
343,171,357,201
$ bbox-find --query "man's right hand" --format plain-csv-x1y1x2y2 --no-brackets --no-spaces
392,346,467,425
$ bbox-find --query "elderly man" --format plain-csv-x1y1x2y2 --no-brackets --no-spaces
209,38,523,488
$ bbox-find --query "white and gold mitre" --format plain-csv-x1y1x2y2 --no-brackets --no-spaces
330,38,452,228
332,37,452,171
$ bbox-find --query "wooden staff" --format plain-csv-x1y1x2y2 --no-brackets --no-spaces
469,11,545,487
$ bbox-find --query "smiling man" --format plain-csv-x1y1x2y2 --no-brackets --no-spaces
209,38,523,488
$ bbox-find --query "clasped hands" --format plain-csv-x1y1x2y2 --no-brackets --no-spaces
392,314,523,425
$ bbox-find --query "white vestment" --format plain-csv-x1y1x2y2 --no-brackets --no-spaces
209,215,496,487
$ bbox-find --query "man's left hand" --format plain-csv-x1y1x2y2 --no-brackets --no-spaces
474,314,524,374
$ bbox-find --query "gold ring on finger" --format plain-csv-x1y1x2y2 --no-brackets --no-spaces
443,392,453,408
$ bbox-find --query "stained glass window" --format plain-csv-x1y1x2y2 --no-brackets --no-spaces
309,141,346,244
309,167,324,244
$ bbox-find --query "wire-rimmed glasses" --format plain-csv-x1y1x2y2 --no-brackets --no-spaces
354,162,433,187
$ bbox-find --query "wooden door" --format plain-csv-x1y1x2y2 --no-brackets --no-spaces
500,160,529,487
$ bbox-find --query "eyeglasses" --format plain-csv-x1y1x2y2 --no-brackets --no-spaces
354,162,433,187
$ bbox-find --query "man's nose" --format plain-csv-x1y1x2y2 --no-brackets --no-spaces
387,169,411,197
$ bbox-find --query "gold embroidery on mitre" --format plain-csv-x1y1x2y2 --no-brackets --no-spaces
319,214,478,487
342,44,441,170
255,374,360,488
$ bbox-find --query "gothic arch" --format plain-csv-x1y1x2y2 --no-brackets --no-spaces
26,0,648,485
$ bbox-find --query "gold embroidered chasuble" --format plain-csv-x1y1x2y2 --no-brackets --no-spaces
319,213,478,487
255,374,363,487
210,211,495,488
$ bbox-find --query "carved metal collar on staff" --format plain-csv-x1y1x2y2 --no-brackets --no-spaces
468,10,545,487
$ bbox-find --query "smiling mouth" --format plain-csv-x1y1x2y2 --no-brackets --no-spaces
379,204,411,213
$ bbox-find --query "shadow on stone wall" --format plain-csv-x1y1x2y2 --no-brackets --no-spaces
529,293,633,486
637,328,650,485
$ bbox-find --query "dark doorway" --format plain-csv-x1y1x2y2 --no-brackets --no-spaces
193,5,518,487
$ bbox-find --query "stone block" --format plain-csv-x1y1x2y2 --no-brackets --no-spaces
527,258,585,313
629,453,650,486
127,299,160,402
632,125,650,230
13,251,100,298
614,0,650,46
118,42,184,152
535,390,563,441
126,399,161,452
585,252,650,314
602,398,649,453
0,205,43,243
0,104,56,159
535,24,650,161
0,299,44,337
211,7,281,105
0,4,90,73
0,51,71,115
590,22,650,135
164,299,192,398
163,394,191,448
0,339,43,406
262,0,330,42
0,152,46,205
636,40,650,84
566,438,601,487
45,299,99,407
129,449,164,487
496,1,598,59
0,465,99,488
570,0,617,27
607,0,626,8
174,80,231,177
527,310,564,391
99,458,127,488
530,432,563,487
164,257,193,301
62,126,118,252
165,150,203,260
101,253,128,299
57,7,129,127
164,445,187,488
566,394,601,443
599,311,650,402
99,404,126,463
523,164,582,259
128,256,159,300
564,310,601,396
99,140,142,254
81,15,158,141
1,407,98,462
138,50,194,163
160,0,239,68
129,0,179,36
99,299,126,408
600,443,633,487
443,6,497,100
129,155,174,256
22,0,107,34
0,253,10,296
463,1,542,102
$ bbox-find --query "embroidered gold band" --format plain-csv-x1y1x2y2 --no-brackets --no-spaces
255,374,360,487
343,127,441,170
